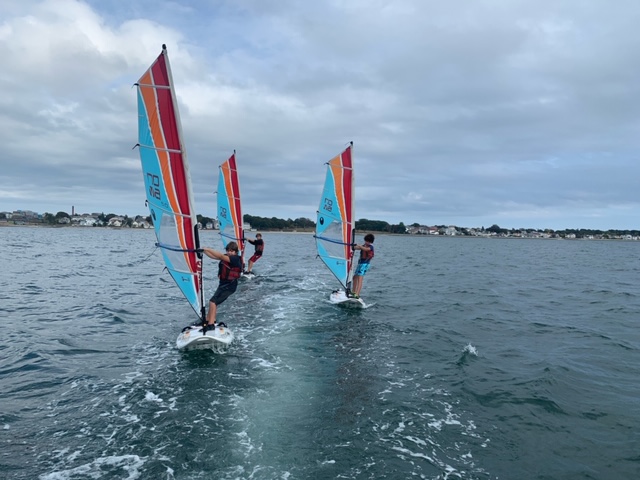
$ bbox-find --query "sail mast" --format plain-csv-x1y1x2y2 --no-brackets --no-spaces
346,141,356,290
161,44,206,322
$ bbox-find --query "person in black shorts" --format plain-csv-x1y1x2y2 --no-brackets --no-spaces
202,241,243,329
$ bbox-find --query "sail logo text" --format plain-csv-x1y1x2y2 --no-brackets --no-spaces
147,173,161,200
323,198,333,212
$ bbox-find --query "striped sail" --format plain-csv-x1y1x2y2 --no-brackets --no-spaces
136,45,203,319
315,143,355,290
217,152,245,266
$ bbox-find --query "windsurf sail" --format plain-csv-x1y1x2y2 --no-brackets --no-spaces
136,44,205,321
217,152,246,267
315,142,356,291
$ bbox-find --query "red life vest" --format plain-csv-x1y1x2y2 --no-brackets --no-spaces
218,258,242,281
360,244,374,261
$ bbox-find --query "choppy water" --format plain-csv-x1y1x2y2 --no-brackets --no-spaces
1,227,639,479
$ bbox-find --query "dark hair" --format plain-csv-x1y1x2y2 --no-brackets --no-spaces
256,233,262,238
364,233,375,243
226,241,239,253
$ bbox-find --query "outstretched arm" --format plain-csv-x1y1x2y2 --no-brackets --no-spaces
202,247,230,262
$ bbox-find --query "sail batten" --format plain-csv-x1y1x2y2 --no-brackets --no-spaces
138,145,183,154
136,83,172,90
137,45,203,320
315,143,355,291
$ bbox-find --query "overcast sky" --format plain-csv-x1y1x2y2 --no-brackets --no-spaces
2,0,640,230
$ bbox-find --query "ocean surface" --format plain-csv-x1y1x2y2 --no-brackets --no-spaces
1,227,639,480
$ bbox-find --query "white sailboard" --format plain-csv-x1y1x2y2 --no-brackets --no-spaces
329,289,366,307
176,324,235,352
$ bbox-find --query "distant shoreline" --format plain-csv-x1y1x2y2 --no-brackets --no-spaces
2,223,638,241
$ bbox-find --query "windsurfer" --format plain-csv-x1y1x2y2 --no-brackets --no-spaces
350,233,375,298
202,242,243,329
245,233,264,273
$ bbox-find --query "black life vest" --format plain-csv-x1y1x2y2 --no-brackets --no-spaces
250,238,264,253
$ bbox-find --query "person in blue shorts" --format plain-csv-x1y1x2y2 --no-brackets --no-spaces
350,233,375,298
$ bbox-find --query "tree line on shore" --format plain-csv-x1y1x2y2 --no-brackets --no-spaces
241,215,408,234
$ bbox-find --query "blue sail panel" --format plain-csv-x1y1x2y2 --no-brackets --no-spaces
217,170,235,247
316,174,349,287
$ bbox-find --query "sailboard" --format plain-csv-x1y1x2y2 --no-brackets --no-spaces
136,44,234,351
314,142,365,307
217,152,252,279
